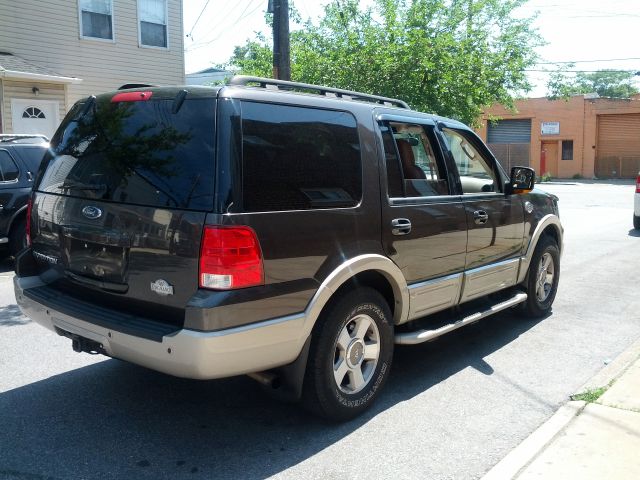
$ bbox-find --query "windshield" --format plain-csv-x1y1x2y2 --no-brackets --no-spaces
36,96,216,211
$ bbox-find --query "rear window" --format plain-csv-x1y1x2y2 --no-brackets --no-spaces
16,146,47,172
240,101,361,212
36,96,216,210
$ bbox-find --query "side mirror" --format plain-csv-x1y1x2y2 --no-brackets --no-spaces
506,166,535,195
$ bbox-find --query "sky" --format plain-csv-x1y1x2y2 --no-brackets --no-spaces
183,0,640,98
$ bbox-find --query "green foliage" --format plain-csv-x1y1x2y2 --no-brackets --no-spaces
547,69,640,100
571,386,608,403
539,172,552,182
225,0,542,126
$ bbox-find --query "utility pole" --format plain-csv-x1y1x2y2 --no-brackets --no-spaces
270,0,290,80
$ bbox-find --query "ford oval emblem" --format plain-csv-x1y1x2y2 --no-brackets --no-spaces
82,205,102,220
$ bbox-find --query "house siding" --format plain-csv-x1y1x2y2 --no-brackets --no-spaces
0,0,185,107
2,81,66,133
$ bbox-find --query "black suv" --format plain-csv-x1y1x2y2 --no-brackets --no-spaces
0,135,48,256
14,77,562,421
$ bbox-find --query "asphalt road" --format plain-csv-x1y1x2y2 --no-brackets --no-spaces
1,181,639,480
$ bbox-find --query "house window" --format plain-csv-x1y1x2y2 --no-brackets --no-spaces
79,0,114,40
139,0,167,48
22,107,46,119
562,140,573,160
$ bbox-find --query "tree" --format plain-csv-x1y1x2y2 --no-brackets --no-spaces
546,69,639,100
225,0,542,125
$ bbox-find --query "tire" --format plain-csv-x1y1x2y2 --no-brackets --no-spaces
634,214,640,230
302,287,394,421
9,218,27,257
521,236,560,318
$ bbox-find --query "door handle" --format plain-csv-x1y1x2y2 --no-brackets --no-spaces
391,218,412,235
473,210,489,225
26,171,34,182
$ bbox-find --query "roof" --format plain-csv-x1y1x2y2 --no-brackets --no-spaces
187,67,229,75
0,52,81,84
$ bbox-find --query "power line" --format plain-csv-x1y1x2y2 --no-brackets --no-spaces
535,57,640,65
525,69,640,73
185,0,265,52
187,0,212,39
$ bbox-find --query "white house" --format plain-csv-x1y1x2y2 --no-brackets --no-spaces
0,0,185,138
186,67,232,86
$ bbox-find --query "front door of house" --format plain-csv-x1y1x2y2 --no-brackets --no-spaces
11,99,59,139
541,141,558,177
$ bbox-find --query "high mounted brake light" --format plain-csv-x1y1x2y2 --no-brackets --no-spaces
199,226,264,290
111,91,153,103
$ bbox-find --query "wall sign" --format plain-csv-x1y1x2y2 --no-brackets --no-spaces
541,122,560,135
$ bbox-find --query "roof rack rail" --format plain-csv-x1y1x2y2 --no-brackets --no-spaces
229,76,410,109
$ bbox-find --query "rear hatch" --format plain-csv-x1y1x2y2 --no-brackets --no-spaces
30,89,217,327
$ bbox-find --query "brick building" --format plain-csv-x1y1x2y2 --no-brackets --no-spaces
477,94,640,179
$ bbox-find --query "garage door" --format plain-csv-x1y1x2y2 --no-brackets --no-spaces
487,119,531,171
596,114,640,178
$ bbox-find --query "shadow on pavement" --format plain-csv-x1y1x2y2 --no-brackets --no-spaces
0,310,545,480
628,229,640,238
0,304,29,327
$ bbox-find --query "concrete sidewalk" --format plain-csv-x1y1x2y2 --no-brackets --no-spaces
483,340,640,480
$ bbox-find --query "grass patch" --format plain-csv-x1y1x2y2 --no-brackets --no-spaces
571,387,607,403
570,379,616,403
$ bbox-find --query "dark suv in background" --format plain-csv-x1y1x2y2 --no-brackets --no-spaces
0,135,48,257
14,77,562,421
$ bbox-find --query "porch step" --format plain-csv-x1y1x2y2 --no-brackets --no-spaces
394,292,528,345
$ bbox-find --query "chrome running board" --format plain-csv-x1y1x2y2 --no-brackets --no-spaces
394,292,528,345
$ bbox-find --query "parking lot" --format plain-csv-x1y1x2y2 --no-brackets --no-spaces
1,181,639,480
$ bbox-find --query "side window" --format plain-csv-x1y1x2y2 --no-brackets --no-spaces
240,102,361,212
380,121,450,198
0,150,20,182
79,0,114,40
442,128,498,194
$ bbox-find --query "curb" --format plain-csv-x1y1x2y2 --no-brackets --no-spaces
481,336,640,480
481,401,585,480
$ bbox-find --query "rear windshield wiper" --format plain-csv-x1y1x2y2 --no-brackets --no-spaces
58,181,107,191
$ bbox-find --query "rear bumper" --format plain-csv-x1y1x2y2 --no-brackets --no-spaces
14,275,307,380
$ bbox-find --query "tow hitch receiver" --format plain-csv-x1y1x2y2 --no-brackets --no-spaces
56,328,106,355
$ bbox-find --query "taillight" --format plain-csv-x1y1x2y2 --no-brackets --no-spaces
111,91,153,103
636,174,640,193
25,198,32,247
199,226,264,290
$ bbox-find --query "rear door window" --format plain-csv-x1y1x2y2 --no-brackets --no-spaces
36,97,216,210
240,101,361,212
0,150,20,182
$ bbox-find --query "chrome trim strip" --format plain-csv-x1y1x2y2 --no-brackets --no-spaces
395,292,527,345
0,237,8,244
460,258,520,303
517,214,563,284
407,273,463,320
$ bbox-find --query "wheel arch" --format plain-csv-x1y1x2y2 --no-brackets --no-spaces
517,214,563,284
302,254,409,339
